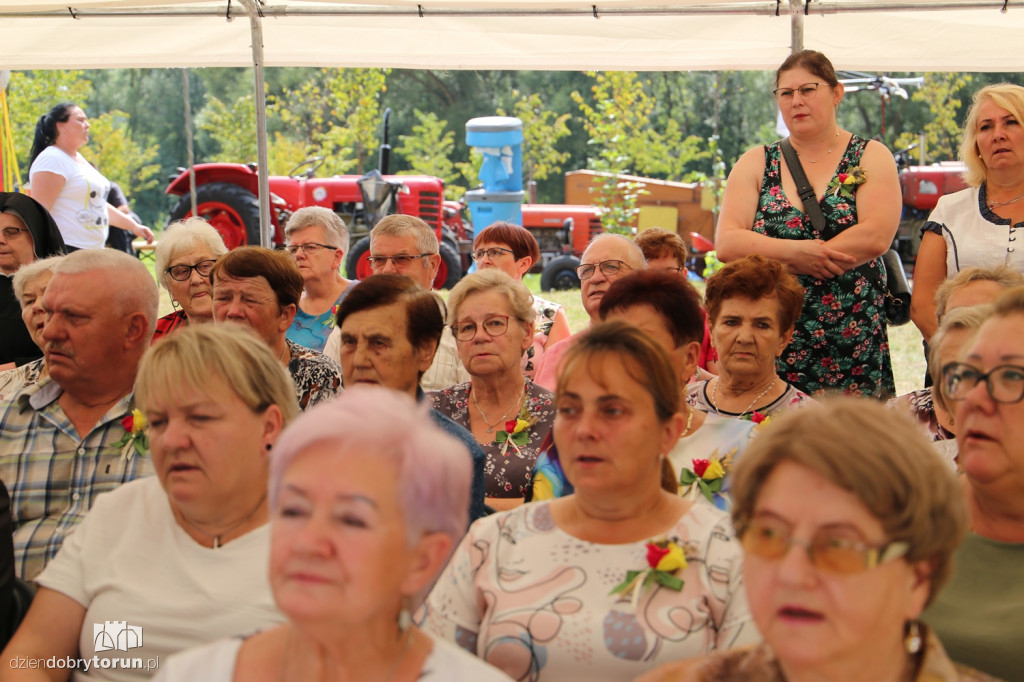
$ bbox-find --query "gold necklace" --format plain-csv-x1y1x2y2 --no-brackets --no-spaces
472,382,527,433
795,128,839,164
710,377,778,417
679,405,695,438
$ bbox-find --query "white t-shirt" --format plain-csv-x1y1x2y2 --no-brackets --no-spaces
36,477,284,682
152,631,515,682
29,146,111,249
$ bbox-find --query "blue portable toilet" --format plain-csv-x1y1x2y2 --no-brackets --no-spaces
465,116,524,227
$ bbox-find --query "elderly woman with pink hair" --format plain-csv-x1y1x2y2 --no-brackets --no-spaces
155,387,513,682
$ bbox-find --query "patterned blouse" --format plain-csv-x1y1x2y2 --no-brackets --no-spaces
685,381,812,418
423,501,757,682
428,380,555,498
286,339,343,411
641,627,1001,681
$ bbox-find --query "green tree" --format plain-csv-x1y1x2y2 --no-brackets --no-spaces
395,109,463,199
893,72,973,162
497,91,571,187
82,110,161,200
196,93,258,163
5,71,92,173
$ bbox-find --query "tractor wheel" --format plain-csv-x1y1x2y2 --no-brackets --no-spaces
346,237,373,281
168,182,260,249
436,241,462,290
540,255,581,292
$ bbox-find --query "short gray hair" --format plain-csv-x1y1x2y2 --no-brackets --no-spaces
155,218,228,291
285,207,349,254
371,214,438,255
446,269,534,326
583,233,646,270
929,304,992,413
12,255,65,307
935,265,1024,320
54,249,159,338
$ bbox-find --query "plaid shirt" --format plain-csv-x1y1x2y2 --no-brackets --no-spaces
0,378,150,581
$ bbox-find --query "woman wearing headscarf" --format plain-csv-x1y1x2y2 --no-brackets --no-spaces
0,192,65,369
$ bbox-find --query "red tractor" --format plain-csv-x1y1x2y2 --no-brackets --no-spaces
894,145,969,262
165,159,467,289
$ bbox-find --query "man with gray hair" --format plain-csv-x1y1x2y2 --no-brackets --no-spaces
0,249,157,580
534,233,646,390
324,214,470,391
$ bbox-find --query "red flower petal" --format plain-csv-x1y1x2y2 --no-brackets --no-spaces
121,415,134,431
505,419,517,433
692,459,709,478
646,543,670,569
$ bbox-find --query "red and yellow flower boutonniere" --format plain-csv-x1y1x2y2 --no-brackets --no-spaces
115,408,149,460
742,410,771,426
827,167,867,200
495,406,535,458
610,537,688,609
679,454,730,504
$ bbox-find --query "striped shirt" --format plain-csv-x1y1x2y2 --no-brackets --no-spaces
0,378,150,580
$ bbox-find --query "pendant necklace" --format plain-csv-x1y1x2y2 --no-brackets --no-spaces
473,382,527,433
987,192,1024,209
795,128,839,164
177,492,267,549
711,377,778,417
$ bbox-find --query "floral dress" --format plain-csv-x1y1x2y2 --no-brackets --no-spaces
428,380,555,498
754,137,895,397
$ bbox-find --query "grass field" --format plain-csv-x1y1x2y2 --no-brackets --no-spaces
521,274,927,397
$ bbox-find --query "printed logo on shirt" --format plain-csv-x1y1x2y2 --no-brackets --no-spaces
94,620,143,652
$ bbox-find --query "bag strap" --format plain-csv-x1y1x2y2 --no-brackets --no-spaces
780,137,826,233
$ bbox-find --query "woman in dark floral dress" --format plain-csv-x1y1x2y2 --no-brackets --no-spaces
428,269,555,511
716,50,902,397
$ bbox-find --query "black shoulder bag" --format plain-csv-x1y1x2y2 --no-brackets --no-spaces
779,138,911,326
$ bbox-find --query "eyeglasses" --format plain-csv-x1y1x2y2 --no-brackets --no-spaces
943,362,1024,404
366,254,432,269
738,517,909,575
166,259,217,282
575,259,632,281
773,82,822,102
471,247,514,262
285,242,337,256
452,315,511,342
1,226,29,239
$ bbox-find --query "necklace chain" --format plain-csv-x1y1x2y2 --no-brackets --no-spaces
679,405,695,438
794,128,839,164
472,382,527,433
711,376,778,417
987,192,1024,209
177,492,267,549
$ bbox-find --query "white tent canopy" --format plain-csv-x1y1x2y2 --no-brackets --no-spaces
2,1,1023,72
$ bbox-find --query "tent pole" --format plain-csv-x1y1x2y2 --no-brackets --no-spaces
789,0,804,53
182,68,198,216
239,0,272,248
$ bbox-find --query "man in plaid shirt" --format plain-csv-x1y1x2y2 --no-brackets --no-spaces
0,249,157,580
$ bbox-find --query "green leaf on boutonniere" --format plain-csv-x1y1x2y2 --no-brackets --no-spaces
511,429,530,446
495,431,510,443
